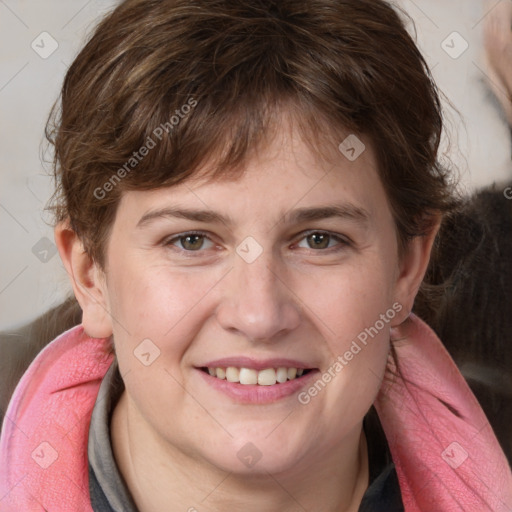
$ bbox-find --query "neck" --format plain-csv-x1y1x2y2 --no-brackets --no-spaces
111,390,369,512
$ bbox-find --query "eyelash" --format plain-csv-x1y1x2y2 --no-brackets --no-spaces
163,230,351,256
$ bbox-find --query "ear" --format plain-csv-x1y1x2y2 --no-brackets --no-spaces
54,221,113,338
391,216,441,326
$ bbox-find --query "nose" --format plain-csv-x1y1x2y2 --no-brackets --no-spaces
215,249,301,343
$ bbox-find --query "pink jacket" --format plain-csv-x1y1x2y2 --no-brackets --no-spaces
1,314,511,511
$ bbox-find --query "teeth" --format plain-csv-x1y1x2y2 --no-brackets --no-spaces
239,368,257,385
226,366,240,382
276,367,288,383
287,368,297,379
206,366,309,385
258,368,277,386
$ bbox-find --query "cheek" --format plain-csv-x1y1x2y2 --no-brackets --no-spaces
301,253,397,341
332,340,389,442
296,254,395,420
108,262,202,329
305,326,391,444
106,263,227,369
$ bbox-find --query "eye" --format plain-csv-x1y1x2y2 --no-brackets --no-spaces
163,229,350,256
295,230,350,252
164,231,215,253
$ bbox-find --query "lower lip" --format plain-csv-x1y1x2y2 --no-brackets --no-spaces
196,368,320,404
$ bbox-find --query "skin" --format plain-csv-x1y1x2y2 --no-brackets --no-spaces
56,116,439,512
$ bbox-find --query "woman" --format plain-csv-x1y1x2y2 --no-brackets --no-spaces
1,0,511,510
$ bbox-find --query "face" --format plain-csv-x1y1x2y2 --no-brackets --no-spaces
89,120,415,476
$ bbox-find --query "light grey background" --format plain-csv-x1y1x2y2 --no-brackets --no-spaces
1,0,511,330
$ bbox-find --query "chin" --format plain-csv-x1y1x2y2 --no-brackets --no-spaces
198,430,307,476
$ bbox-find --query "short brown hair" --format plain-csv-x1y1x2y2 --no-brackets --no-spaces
46,0,457,268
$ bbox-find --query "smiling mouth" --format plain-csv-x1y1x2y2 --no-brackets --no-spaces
199,366,315,386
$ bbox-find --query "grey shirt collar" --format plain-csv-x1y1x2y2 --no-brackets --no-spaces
88,359,138,512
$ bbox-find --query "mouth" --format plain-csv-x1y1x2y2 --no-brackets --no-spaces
198,366,315,385
195,365,320,404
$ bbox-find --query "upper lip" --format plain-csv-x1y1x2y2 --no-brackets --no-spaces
197,356,317,371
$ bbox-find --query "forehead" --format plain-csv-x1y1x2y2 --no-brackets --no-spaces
115,125,391,233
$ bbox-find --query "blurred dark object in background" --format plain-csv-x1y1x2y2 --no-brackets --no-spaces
414,181,512,465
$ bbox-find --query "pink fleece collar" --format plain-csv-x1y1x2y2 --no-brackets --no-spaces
1,315,511,511
375,314,512,510
0,326,112,511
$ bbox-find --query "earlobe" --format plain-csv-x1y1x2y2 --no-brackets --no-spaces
391,218,441,326
54,221,113,338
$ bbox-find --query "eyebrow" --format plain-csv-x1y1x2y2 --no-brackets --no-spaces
136,203,371,229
